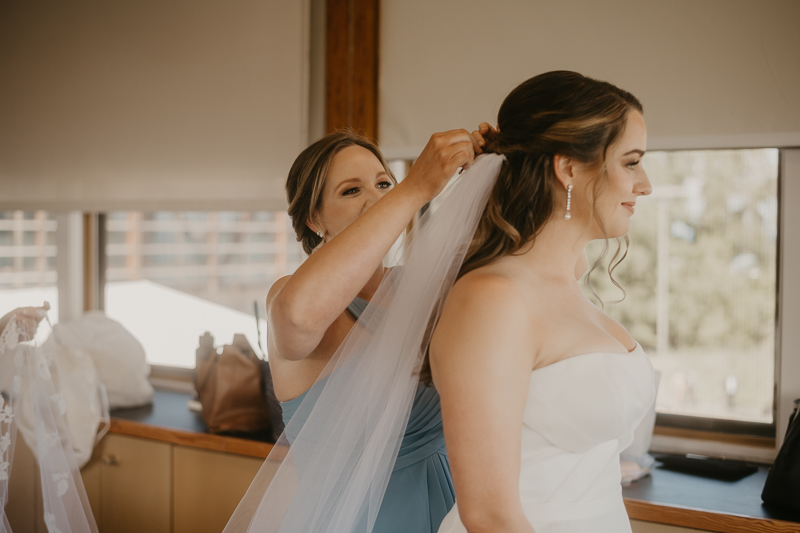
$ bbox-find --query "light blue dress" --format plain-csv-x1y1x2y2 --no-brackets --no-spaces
279,297,455,533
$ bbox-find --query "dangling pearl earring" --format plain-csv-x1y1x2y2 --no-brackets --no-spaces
564,184,573,220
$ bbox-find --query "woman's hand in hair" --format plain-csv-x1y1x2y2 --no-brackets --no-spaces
473,122,500,155
400,129,478,202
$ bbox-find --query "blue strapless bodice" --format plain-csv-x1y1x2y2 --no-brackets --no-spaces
278,299,454,532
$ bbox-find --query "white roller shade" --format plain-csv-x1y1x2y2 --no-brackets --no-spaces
0,0,309,211
380,0,800,156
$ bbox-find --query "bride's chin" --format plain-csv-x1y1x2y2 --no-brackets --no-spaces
598,222,630,240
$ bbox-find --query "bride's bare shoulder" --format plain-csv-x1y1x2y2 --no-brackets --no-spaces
449,257,548,304
442,266,531,324
431,266,538,368
452,267,514,297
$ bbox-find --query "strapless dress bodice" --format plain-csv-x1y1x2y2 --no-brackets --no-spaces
439,344,656,533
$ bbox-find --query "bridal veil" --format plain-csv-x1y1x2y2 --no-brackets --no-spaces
223,154,504,533
0,315,100,533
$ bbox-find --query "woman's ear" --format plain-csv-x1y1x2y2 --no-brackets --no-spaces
553,154,575,190
306,219,320,236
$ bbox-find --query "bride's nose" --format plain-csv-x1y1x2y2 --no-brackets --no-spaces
637,170,653,196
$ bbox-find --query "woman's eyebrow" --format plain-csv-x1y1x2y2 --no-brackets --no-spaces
624,149,646,156
337,177,361,189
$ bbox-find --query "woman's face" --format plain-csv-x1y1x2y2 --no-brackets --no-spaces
581,110,651,239
311,145,394,241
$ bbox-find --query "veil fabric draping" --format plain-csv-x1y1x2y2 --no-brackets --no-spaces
223,154,505,533
0,314,100,533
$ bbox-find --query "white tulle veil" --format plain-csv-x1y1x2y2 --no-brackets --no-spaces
0,313,99,533
223,154,504,533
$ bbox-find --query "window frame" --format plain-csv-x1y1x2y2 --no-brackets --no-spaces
640,146,781,440
775,148,800,454
58,144,798,463
643,142,800,462
384,144,799,462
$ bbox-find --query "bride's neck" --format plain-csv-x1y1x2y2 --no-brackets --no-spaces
515,217,592,282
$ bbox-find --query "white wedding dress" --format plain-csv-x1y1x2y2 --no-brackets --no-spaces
438,344,656,533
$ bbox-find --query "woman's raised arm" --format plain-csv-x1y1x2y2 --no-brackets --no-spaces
269,130,482,361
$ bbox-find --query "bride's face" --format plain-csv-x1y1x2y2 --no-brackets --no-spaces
311,145,394,241
584,110,651,239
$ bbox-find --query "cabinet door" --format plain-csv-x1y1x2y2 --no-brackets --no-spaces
173,446,263,533
81,444,102,527
5,435,37,533
99,434,171,533
631,520,711,532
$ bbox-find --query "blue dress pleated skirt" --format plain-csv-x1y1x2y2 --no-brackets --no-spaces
280,378,455,533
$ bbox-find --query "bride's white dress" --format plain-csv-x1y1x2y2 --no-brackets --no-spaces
438,344,656,533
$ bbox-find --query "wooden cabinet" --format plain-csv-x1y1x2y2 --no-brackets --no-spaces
631,520,703,533
5,436,39,533
172,446,263,533
6,433,170,533
89,434,172,533
81,434,263,533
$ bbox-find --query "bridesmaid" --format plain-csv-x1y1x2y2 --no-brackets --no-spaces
267,128,482,532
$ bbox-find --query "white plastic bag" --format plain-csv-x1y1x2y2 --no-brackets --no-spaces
14,311,153,468
53,311,154,409
15,337,111,468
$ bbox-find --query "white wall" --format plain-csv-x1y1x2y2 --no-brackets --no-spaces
0,0,310,211
379,0,800,156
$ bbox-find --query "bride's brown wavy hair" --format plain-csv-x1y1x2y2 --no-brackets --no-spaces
459,71,643,295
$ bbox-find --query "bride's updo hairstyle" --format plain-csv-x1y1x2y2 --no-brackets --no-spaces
286,130,396,255
460,71,642,278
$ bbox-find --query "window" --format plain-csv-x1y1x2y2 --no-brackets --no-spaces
586,149,779,433
0,211,59,324
103,211,304,367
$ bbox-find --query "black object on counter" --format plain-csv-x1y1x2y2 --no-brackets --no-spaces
654,454,758,481
762,398,800,512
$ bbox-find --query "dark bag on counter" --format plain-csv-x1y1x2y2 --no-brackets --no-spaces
261,355,285,441
195,333,274,437
762,398,800,512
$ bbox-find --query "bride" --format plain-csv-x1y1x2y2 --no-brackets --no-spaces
432,71,655,532
224,70,654,533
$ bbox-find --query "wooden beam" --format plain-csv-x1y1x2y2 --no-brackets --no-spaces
83,213,96,311
326,0,379,140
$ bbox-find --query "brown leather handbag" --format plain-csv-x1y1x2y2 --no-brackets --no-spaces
195,333,272,435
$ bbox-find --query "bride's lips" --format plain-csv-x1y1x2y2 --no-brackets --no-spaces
622,202,636,214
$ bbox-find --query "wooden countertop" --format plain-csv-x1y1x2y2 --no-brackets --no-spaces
109,389,274,459
113,389,800,532
623,465,800,532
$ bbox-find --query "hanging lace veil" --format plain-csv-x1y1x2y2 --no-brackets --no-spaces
0,311,99,533
222,154,504,533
